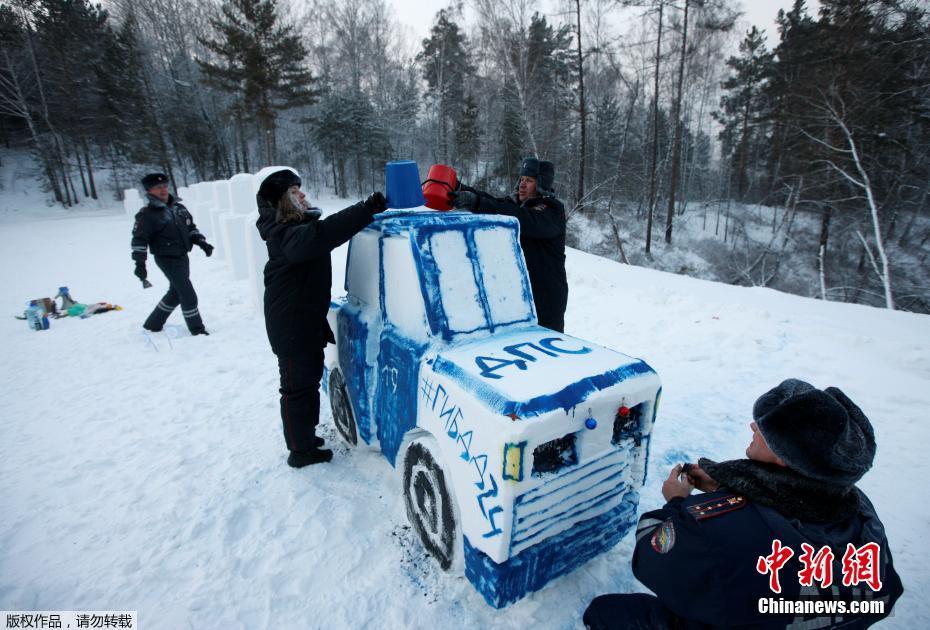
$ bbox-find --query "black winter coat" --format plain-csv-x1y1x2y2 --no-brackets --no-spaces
633,485,903,628
462,185,568,332
256,197,375,357
131,194,205,262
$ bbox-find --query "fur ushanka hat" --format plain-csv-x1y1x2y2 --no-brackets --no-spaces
753,378,876,487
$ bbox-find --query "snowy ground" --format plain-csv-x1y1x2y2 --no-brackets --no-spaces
1,196,928,629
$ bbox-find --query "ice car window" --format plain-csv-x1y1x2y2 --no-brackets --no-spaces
428,230,487,333
383,235,428,341
345,230,379,306
473,228,533,325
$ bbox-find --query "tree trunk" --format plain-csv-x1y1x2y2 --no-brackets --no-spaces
645,1,664,254
664,0,689,244
75,143,89,198
575,0,586,208
82,139,97,200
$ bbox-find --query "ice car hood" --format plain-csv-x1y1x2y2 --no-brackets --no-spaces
431,326,656,419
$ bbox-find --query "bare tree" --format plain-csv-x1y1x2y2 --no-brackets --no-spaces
802,90,895,309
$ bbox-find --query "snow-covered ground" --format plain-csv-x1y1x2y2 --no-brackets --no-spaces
1,195,928,629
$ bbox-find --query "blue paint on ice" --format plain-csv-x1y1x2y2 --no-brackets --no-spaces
432,356,657,418
336,306,373,444
375,326,428,466
463,492,639,608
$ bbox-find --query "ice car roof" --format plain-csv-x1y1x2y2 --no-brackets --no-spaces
360,210,535,340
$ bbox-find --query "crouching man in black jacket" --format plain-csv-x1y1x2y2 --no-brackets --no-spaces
583,379,903,629
449,157,568,332
132,172,214,335
256,169,386,468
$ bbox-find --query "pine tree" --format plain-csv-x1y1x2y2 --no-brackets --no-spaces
198,0,316,165
416,9,472,164
714,26,773,200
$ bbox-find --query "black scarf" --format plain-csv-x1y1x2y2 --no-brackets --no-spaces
698,457,860,522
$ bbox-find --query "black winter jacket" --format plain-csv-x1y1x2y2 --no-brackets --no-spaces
462,185,568,332
633,465,903,628
131,194,204,262
256,196,375,357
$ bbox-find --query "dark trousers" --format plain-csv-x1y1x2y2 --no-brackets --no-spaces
277,349,325,452
144,255,205,333
583,594,687,630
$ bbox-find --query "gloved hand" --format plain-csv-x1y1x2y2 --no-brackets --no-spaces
449,190,478,211
198,241,214,257
364,191,387,214
134,262,147,282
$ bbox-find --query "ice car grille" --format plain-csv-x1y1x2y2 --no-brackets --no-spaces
510,448,632,556
612,403,645,445
531,432,578,476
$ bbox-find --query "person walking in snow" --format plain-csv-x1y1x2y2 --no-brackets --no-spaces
132,172,213,335
583,379,903,629
256,168,387,468
449,157,568,332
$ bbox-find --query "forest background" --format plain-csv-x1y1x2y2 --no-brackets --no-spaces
1,0,927,312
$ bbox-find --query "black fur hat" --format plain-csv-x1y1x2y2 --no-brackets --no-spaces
754,379,876,486
520,157,541,180
519,157,555,194
258,169,301,205
141,172,169,189
538,160,555,193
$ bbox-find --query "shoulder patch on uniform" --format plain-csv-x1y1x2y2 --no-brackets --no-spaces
686,494,748,521
650,519,676,554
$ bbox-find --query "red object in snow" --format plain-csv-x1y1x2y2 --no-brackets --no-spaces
422,164,457,211
618,405,630,417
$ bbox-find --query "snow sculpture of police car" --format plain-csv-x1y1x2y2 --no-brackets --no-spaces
323,209,661,608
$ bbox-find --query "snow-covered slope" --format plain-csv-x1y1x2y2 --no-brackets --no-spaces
1,199,927,629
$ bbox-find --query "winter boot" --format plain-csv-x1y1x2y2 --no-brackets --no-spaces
191,329,210,336
143,322,163,333
287,447,333,468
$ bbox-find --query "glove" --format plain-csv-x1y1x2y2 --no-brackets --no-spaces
198,241,214,257
134,262,147,281
364,191,387,214
449,190,478,211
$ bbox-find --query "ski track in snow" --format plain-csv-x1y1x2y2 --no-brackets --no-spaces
1,201,927,629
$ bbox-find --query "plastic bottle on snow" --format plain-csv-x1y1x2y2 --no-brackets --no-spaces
25,300,44,331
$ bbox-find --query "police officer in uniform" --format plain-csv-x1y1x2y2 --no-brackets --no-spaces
584,379,903,629
131,173,213,335
449,157,568,332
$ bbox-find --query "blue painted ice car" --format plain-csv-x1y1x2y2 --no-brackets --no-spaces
323,210,661,608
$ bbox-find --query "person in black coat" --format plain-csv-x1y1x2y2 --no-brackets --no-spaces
256,169,386,468
583,379,903,629
449,157,568,332
131,172,214,335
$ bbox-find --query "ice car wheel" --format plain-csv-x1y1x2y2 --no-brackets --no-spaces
329,369,357,446
403,438,459,571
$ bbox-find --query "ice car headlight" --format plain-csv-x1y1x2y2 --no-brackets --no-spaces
503,441,527,482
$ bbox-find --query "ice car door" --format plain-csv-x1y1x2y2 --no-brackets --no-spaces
337,231,382,444
375,234,429,466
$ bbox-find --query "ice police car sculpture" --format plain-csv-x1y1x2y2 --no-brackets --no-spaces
323,161,661,608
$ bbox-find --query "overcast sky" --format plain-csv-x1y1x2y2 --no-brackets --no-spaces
385,0,823,49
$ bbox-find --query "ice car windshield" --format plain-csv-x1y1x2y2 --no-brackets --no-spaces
427,227,533,335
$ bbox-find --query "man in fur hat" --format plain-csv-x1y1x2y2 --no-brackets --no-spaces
584,379,903,629
132,172,213,335
449,157,568,332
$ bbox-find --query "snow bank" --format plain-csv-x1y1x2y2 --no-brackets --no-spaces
0,195,927,628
